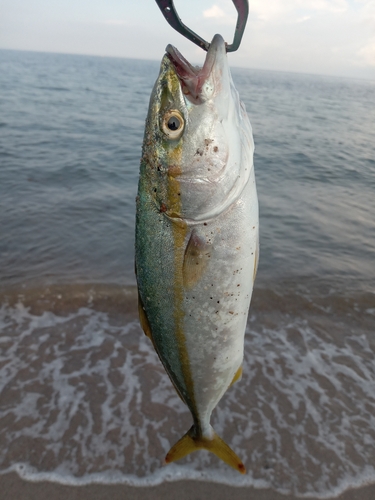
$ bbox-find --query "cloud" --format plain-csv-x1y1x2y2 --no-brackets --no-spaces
296,16,312,22
358,38,375,66
104,20,128,26
249,0,348,22
203,5,226,19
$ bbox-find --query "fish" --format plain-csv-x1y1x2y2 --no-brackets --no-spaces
135,34,258,474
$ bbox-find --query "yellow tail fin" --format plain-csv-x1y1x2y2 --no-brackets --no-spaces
165,425,246,474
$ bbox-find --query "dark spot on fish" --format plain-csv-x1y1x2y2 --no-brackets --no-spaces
229,311,234,314
213,146,218,152
153,188,157,192
217,301,220,304
204,223,207,226
160,203,167,213
195,148,203,156
237,284,240,287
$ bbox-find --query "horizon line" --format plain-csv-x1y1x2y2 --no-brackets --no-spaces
1,46,374,84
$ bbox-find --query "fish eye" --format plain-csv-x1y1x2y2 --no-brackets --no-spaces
168,116,180,130
162,110,184,139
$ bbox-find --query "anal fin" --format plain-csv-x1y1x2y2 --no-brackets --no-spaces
229,365,243,387
253,241,259,283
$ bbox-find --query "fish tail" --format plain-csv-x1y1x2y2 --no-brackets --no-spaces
164,425,246,474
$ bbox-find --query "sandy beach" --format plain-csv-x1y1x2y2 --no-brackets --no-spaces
1,473,375,500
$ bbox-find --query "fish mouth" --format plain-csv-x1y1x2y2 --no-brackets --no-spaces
166,34,227,104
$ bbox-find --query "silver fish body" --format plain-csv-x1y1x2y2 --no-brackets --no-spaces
135,34,258,473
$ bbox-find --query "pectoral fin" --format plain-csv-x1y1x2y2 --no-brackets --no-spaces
183,229,211,289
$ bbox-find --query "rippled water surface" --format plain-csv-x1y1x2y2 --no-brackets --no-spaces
0,49,374,497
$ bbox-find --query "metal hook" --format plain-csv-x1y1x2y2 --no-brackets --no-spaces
154,0,249,53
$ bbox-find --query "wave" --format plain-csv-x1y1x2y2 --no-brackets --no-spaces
0,283,374,497
36,86,71,92
1,281,373,314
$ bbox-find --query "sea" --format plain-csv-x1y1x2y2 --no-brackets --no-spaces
0,48,374,498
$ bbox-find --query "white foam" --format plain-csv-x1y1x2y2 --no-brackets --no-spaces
0,301,375,497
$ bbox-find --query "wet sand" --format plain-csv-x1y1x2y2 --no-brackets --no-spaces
1,473,375,500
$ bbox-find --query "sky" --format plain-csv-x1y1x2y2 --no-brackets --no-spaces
0,0,374,79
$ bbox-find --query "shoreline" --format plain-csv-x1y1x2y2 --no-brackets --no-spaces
1,473,375,500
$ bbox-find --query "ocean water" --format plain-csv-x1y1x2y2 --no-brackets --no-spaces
0,48,374,497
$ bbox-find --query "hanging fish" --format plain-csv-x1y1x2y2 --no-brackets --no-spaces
135,34,258,474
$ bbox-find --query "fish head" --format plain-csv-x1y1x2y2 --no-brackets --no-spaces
142,34,254,222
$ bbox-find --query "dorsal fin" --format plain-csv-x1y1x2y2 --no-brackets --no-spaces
137,291,153,342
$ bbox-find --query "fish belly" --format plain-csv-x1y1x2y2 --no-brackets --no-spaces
181,170,258,429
